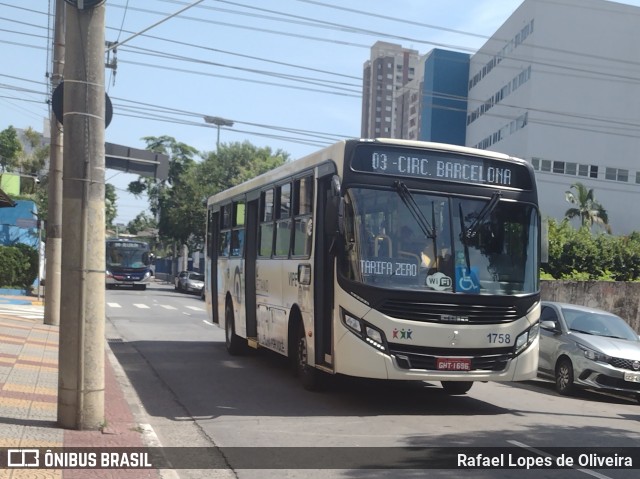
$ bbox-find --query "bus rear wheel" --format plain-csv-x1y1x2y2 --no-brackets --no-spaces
225,301,244,355
441,381,473,395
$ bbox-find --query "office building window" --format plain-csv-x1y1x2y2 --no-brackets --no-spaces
553,161,565,174
606,168,628,182
531,158,540,170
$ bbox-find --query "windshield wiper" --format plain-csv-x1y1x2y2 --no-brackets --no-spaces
459,203,471,272
393,181,435,239
461,191,502,243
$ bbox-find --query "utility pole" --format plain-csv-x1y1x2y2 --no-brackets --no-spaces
44,0,65,327
58,1,106,430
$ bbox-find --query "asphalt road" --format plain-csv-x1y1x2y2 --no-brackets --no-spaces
105,282,640,479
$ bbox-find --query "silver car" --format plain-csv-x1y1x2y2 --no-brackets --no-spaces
538,301,640,403
175,271,205,294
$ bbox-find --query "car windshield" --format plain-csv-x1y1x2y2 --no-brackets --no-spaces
562,308,638,341
189,273,204,282
340,187,538,295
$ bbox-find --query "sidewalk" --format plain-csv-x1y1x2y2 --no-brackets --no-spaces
0,296,165,478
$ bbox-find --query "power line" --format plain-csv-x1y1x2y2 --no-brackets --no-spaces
118,45,361,90
117,58,361,98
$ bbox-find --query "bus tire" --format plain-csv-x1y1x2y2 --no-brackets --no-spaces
441,381,473,395
225,301,244,356
294,321,323,391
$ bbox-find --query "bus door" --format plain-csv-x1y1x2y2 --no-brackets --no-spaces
244,197,259,340
208,208,220,324
314,173,336,368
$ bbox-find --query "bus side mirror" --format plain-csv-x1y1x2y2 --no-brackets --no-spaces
325,175,344,237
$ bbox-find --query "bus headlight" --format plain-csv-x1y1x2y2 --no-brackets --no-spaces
341,309,388,353
344,314,362,334
514,322,540,355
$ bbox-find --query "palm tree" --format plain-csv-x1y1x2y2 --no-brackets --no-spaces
564,182,611,233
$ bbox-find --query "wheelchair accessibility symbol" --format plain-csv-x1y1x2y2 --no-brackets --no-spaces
455,266,480,293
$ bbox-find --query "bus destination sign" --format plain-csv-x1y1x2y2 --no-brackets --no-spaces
351,146,532,189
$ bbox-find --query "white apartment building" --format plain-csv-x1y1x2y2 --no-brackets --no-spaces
466,0,640,234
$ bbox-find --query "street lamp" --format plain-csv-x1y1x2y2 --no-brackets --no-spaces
204,115,234,150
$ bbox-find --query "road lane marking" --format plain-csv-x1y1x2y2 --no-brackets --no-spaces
133,304,150,309
160,305,177,310
186,306,204,311
507,440,613,479
107,302,121,308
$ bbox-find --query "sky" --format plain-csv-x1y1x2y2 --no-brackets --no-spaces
2,0,640,225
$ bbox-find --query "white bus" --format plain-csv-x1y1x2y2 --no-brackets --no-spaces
204,139,540,394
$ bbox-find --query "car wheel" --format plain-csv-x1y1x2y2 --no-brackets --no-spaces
441,381,473,395
224,301,244,355
555,358,575,395
293,321,323,391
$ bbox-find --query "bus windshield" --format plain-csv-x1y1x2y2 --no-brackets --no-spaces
106,241,150,270
340,187,538,295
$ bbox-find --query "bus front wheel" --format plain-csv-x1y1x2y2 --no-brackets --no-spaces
441,381,473,395
294,322,322,391
225,302,244,355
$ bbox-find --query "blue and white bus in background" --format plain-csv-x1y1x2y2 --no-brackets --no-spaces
105,239,152,290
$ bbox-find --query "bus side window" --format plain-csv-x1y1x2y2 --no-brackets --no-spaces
274,183,292,257
219,231,230,257
219,204,231,257
232,201,245,257
292,176,314,257
259,189,275,257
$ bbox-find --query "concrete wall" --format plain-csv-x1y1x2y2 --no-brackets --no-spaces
541,280,640,333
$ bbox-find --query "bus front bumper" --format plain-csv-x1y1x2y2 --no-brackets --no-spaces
334,327,539,382
106,271,152,286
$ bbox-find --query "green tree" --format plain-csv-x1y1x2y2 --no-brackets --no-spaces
0,125,23,172
105,183,117,228
127,135,199,219
127,212,157,235
200,140,289,193
129,139,288,251
18,127,49,178
564,182,611,233
164,141,288,249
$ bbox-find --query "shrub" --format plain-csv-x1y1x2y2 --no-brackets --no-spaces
0,244,38,289
543,218,640,281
